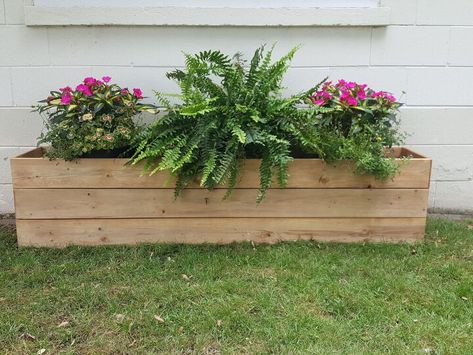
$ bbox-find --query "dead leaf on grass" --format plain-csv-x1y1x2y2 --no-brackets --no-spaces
19,332,36,341
37,349,46,355
216,320,222,327
154,315,165,323
115,314,126,323
181,274,192,281
57,321,69,328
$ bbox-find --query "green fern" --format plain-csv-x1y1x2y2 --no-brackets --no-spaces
131,45,322,201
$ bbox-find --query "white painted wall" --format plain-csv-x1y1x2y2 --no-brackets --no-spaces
1,0,473,213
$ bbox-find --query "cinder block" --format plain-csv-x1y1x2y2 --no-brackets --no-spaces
371,26,449,65
283,68,330,95
434,181,473,212
428,181,437,209
0,68,13,106
0,108,43,146
417,0,473,25
406,68,473,106
49,27,371,67
400,107,473,145
448,27,473,66
0,26,49,66
4,0,25,24
380,0,416,24
11,67,92,106
0,184,14,214
0,1,5,24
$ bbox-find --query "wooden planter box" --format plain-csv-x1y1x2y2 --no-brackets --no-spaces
11,147,431,247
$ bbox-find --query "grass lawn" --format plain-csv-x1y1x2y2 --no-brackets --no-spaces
1,218,472,354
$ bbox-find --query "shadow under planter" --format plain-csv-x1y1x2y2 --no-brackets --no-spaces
10,147,432,247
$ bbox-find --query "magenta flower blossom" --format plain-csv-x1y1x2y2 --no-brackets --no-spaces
312,98,326,106
102,76,112,83
76,84,93,96
121,88,129,95
356,88,367,100
83,77,98,86
372,91,396,102
133,88,143,99
59,86,72,93
60,92,72,105
308,79,399,112
340,90,358,106
345,81,356,89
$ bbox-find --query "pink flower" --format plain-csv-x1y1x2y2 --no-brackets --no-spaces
345,81,356,89
340,90,358,106
133,88,143,99
336,79,347,88
76,84,93,96
104,134,113,141
316,90,332,100
83,77,98,86
372,91,397,103
356,88,367,100
102,76,112,83
60,92,72,105
312,98,326,106
346,96,358,106
59,86,72,93
121,88,129,95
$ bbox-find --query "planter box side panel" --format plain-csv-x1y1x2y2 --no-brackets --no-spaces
16,218,426,248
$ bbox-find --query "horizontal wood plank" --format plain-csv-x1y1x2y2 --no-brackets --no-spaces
16,217,426,247
11,148,431,189
14,188,429,219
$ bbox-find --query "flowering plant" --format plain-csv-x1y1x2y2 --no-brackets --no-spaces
306,80,405,179
35,76,157,160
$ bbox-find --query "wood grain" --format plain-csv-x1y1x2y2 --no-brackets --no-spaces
16,217,426,247
11,148,431,189
14,188,429,219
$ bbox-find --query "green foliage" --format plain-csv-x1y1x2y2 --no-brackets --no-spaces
35,77,158,160
132,45,320,202
306,81,405,179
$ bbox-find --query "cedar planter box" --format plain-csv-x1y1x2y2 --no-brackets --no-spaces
11,147,431,247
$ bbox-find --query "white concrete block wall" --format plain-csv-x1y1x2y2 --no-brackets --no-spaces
0,0,472,213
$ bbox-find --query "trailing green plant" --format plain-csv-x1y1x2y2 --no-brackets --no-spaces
131,46,321,202
306,80,405,179
35,76,157,160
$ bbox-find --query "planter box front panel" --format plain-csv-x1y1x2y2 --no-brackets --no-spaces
11,147,431,247
11,148,431,189
16,218,427,247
